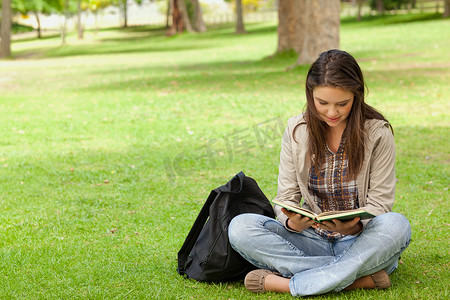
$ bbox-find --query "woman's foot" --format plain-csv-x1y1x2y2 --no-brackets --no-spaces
244,269,290,293
344,270,391,290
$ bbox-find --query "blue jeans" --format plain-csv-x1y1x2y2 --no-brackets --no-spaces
228,212,411,296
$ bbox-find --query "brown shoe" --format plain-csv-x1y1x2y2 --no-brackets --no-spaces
371,270,391,289
244,269,280,293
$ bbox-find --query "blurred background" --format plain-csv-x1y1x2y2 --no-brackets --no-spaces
3,0,450,42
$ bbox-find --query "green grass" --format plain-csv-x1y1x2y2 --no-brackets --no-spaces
11,23,34,34
1,13,449,299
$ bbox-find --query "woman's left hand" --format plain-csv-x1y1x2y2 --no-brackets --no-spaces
314,217,363,235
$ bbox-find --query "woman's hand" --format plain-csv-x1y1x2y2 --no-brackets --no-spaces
316,217,363,235
282,208,316,232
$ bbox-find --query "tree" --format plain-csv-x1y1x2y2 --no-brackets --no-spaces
88,0,114,35
190,0,206,32
120,0,128,27
276,0,340,66
296,0,340,65
61,0,69,45
376,0,384,14
235,0,246,34
165,0,171,28
12,0,51,39
277,0,303,53
356,0,364,21
12,0,75,40
113,0,144,28
177,0,193,32
444,0,450,18
1,0,12,58
77,0,84,38
24,0,75,45
224,0,246,34
167,0,193,35
110,0,129,27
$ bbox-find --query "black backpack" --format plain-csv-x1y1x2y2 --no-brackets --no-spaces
177,171,275,282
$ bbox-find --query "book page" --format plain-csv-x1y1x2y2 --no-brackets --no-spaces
318,208,367,217
316,209,375,222
271,199,317,219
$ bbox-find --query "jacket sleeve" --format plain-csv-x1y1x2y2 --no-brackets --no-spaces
364,125,396,217
273,127,302,227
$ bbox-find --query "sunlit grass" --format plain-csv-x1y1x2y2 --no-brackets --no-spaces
0,13,449,299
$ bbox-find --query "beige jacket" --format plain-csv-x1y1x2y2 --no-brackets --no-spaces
274,114,396,228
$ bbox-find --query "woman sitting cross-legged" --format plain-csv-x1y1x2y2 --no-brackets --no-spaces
228,49,411,296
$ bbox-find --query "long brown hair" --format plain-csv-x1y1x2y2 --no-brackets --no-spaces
295,49,392,179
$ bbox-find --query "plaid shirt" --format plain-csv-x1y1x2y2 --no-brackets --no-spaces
308,139,359,239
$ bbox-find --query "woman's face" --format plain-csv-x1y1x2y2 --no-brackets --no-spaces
313,86,354,130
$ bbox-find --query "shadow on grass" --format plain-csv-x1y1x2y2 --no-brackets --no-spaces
76,51,311,95
45,43,212,58
13,22,278,60
75,48,449,96
14,38,215,59
342,12,444,26
13,32,62,44
12,13,447,60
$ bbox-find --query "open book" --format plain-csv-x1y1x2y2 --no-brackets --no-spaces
272,199,375,223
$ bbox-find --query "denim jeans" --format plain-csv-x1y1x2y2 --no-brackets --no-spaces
228,212,411,296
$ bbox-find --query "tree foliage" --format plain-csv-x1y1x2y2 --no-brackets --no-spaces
369,0,414,11
10,0,81,15
225,0,262,13
12,0,53,14
84,0,114,12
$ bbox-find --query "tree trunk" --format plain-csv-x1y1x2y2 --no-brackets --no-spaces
1,0,11,58
235,0,246,34
296,0,340,65
376,0,384,14
178,0,193,32
277,0,304,53
357,0,363,21
166,0,172,28
123,0,128,28
167,0,183,35
34,11,42,39
444,0,450,18
191,0,206,32
61,0,69,45
167,0,193,35
77,0,84,39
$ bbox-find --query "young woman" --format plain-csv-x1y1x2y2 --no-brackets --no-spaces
228,49,411,296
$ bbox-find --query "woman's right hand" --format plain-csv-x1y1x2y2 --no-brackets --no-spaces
282,208,316,232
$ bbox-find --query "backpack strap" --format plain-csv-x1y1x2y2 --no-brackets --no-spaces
177,171,245,275
177,188,218,274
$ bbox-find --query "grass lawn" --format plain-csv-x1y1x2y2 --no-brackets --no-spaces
1,13,449,299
